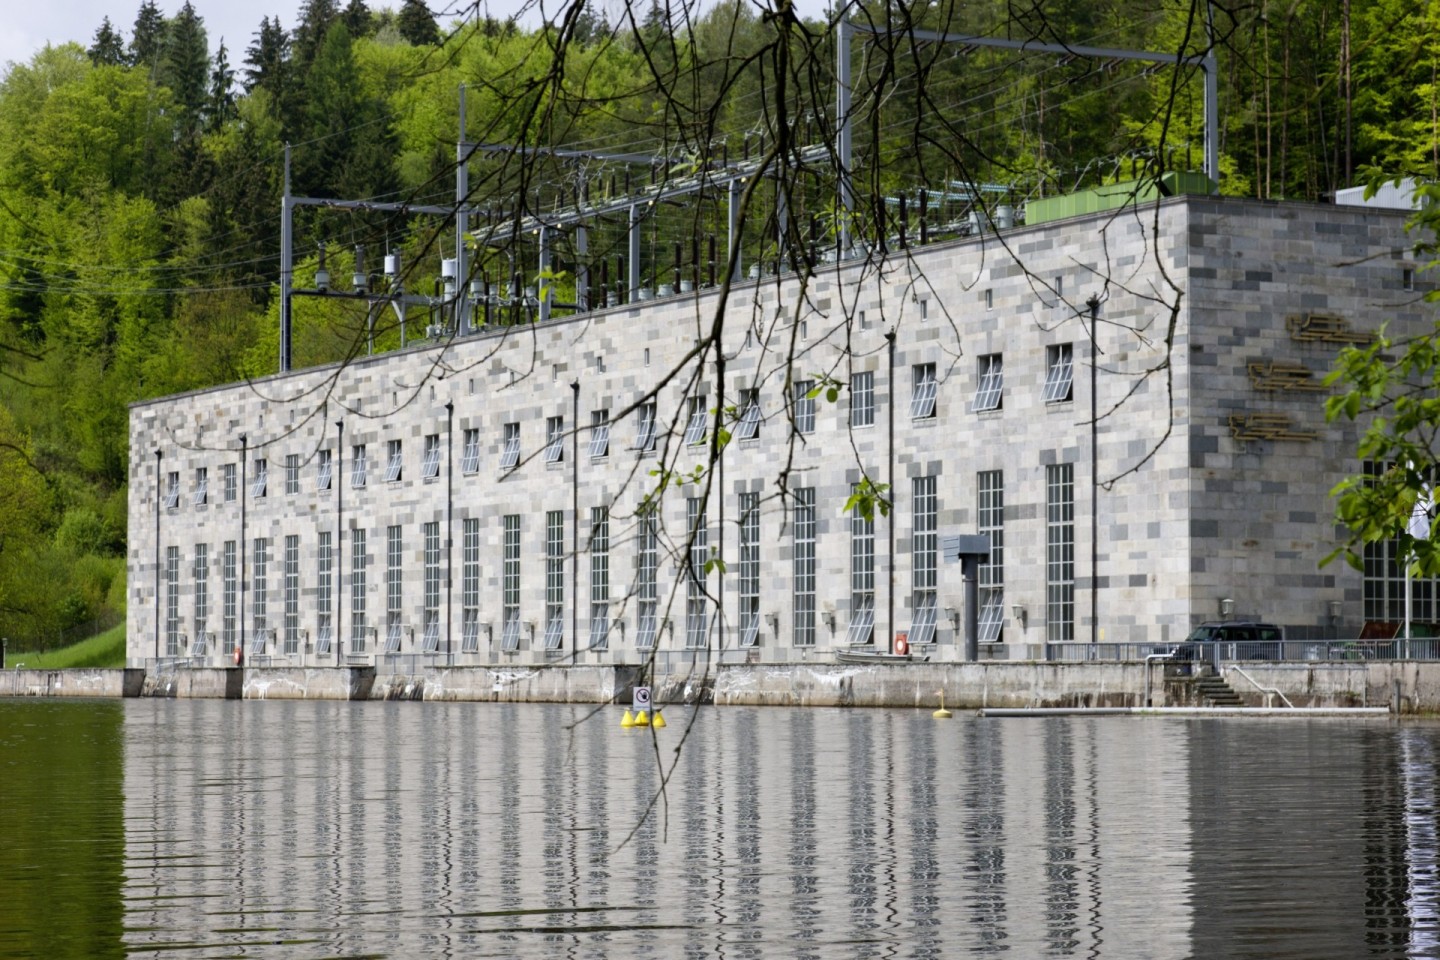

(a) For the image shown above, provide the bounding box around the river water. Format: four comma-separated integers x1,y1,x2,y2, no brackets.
1,699,1437,958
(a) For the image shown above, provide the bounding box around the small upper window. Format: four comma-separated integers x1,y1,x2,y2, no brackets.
973,355,1003,412
910,364,937,420
1042,344,1074,404
544,416,565,464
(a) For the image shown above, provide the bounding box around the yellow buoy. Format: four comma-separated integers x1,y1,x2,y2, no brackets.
620,709,636,728
933,690,953,720
634,709,650,726
652,710,666,729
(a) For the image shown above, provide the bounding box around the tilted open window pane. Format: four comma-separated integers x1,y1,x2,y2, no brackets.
910,367,938,419
590,609,609,649
544,418,564,463
544,617,563,650
1042,344,1074,403
501,618,520,652
385,443,403,482
500,426,520,469
250,629,270,658
846,597,875,645
636,605,657,649
740,613,760,647
251,463,267,498
735,393,761,440
979,589,1005,642
421,617,439,653
684,399,707,445
189,633,207,657
461,614,480,653
461,430,480,474
421,437,441,478
385,622,403,653
351,450,366,487
909,594,938,645
635,405,657,451
973,355,1004,412
589,421,610,459
316,455,332,491
193,474,208,507
164,475,180,509
316,619,332,655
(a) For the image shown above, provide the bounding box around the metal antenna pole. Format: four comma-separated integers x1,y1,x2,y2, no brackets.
456,84,471,334
628,204,642,302
1203,2,1220,191
280,144,293,373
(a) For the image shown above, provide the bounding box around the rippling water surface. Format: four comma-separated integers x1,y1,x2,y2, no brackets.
3,700,1439,958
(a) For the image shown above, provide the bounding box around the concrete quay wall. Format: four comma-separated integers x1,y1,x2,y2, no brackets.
0,668,143,698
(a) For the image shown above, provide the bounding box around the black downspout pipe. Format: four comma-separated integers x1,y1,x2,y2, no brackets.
886,329,897,654
1088,294,1100,647
715,353,726,654
445,402,454,665
239,434,247,665
570,382,579,657
154,448,162,662
336,419,344,664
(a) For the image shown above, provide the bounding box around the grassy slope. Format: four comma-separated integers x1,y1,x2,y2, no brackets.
8,624,126,669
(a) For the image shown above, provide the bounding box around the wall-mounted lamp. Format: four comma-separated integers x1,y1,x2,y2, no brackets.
1220,597,1234,618
1011,605,1027,631
766,612,779,634
315,242,330,291
1328,600,1343,625
945,606,960,631
663,619,674,640
526,622,536,643
482,622,493,645
823,610,837,633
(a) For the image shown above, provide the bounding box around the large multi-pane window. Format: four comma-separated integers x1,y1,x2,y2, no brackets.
545,416,565,464
794,380,815,434
1362,461,1440,622
848,492,875,644
739,493,760,646
317,450,332,491
252,459,268,498
351,529,368,652
422,434,441,480
973,354,1004,412
285,454,300,495
222,541,237,648
283,535,300,654
637,511,658,649
252,537,269,654
165,546,180,656
910,476,938,644
193,544,208,652
545,510,564,649
590,507,609,648
351,444,367,487
1043,343,1074,403
386,525,403,652
589,411,610,459
462,519,481,652
317,532,332,654
500,423,521,469
461,428,480,474
686,497,708,647
1046,463,1075,642
851,371,874,427
910,364,938,420
794,488,816,647
423,521,440,652
193,467,208,506
502,515,521,650
386,440,403,483
223,463,237,502
978,471,1005,642
684,396,708,445
636,402,657,452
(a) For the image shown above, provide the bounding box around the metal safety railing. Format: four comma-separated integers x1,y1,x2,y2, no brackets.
1047,638,1440,662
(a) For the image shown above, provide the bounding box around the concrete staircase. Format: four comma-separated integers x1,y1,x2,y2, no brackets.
1195,674,1245,707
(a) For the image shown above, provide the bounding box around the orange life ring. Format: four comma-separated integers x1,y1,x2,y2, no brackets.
895,637,909,657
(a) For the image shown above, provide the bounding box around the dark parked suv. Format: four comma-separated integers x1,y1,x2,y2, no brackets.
1172,620,1285,661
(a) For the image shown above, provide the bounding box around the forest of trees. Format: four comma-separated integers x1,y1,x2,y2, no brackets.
0,0,1436,649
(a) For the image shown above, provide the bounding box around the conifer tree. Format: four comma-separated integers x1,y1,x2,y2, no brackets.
129,0,166,70
341,0,374,40
161,1,210,135
292,0,340,72
396,0,440,46
88,17,127,66
208,39,237,130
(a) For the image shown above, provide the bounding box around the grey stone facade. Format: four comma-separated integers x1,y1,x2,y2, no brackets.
127,195,1425,668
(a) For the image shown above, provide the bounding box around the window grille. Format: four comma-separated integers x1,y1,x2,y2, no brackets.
351,444,367,487
316,529,332,652
973,355,1004,412
165,546,180,656
316,450,332,491
635,402,657,451
851,372,875,427
590,507,609,649
912,475,938,643
544,416,564,464
794,380,815,434
424,520,440,652
848,496,875,644
545,510,564,649
283,535,299,654
285,454,300,495
1042,343,1074,403
164,472,180,509
222,541,237,648
461,429,480,474
193,543,208,651
462,518,480,652
385,440,403,482
193,468,208,506
422,434,441,479
637,512,657,649
735,389,761,440
351,529,367,651
588,411,610,459
978,470,1005,596
251,460,267,498
502,515,520,650
252,537,269,639
223,464,237,502
794,488,816,646
739,492,760,646
500,423,520,469
1046,463,1075,642
686,497,708,647
910,364,937,419
683,396,707,445
386,525,402,650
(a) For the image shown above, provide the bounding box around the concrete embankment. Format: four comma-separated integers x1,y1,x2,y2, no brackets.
4,660,1440,712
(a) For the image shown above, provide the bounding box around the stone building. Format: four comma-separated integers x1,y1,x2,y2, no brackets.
126,193,1426,669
